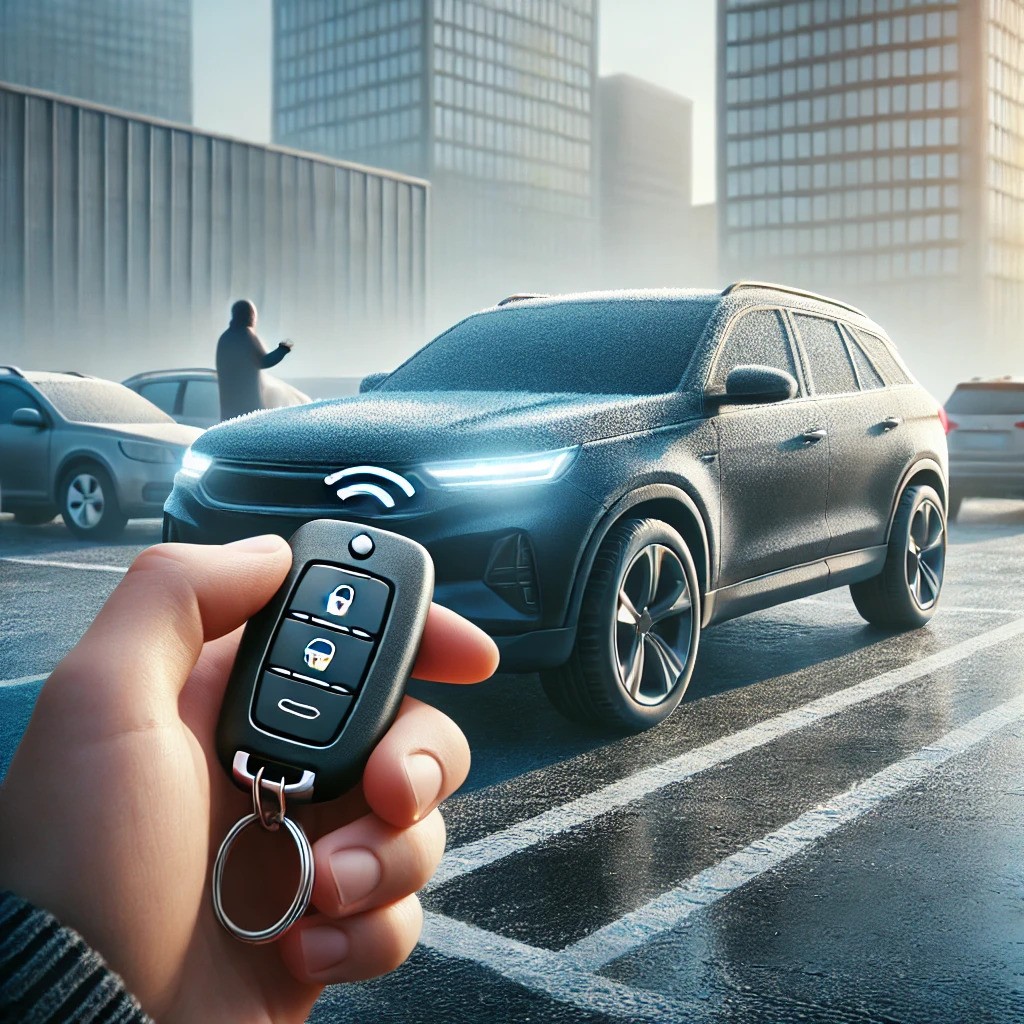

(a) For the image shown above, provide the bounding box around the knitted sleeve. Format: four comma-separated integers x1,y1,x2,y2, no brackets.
0,891,153,1024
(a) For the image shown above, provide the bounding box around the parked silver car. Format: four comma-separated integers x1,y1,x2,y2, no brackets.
122,368,310,429
0,366,201,539
944,377,1024,520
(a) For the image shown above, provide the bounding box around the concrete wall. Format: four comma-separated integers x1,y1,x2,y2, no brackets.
0,83,429,381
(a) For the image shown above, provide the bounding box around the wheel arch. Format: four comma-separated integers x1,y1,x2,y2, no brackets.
53,450,122,506
887,458,947,543
564,483,713,631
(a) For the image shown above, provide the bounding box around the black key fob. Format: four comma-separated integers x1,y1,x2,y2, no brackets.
216,519,433,803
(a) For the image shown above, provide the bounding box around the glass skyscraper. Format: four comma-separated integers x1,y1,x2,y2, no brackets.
0,0,192,124
718,0,1022,382
273,0,597,320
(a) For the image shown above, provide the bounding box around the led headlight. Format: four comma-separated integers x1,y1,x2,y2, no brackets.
118,439,177,464
180,448,213,479
421,446,578,488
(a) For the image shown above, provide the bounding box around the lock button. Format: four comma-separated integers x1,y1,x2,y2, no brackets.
289,565,392,636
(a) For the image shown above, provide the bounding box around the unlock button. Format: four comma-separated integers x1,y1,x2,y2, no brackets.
254,671,354,745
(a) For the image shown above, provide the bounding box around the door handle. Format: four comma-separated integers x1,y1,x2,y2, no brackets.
802,428,827,444
881,415,902,431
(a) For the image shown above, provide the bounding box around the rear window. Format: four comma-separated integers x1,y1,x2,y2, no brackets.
378,298,718,395
945,385,1024,416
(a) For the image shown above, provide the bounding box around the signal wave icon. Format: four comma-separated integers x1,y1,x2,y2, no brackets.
323,466,416,509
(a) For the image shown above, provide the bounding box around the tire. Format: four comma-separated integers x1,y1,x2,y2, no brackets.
59,464,128,541
11,507,56,526
850,484,946,630
540,517,701,732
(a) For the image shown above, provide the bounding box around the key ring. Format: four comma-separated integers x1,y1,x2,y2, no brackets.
212,770,315,944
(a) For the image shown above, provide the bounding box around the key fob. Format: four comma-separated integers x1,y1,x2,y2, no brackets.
216,519,434,802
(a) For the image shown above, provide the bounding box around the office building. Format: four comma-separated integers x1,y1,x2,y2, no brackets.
718,0,1023,387
0,0,192,123
273,0,598,320
597,74,700,287
0,82,428,380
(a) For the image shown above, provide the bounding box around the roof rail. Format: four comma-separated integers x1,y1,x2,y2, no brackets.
722,281,867,318
0,365,25,377
497,293,549,306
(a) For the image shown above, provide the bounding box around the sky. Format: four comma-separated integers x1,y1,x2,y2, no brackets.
192,0,717,204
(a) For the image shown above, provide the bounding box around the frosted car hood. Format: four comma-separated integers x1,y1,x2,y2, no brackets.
194,390,689,465
91,422,204,446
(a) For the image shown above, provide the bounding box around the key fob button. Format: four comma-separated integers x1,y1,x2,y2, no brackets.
254,671,354,744
268,618,373,690
290,566,391,635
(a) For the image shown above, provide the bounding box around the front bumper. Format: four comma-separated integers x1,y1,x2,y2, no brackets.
164,468,601,671
112,460,178,517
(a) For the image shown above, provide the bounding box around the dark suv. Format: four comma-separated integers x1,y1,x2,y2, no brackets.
164,284,949,731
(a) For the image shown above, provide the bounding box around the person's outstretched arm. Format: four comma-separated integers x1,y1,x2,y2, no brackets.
259,337,293,368
0,535,498,1024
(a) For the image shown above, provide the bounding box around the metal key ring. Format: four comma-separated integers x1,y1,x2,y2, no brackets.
212,812,315,944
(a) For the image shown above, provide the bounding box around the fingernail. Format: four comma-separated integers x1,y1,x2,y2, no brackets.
329,847,382,907
300,925,350,975
404,752,443,820
226,534,284,553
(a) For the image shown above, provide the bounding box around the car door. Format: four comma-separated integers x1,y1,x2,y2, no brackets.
0,382,52,505
789,313,915,555
710,307,830,587
137,380,183,421
180,378,220,428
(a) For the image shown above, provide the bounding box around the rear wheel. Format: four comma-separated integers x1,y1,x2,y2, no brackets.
59,464,128,541
850,484,946,629
540,517,701,732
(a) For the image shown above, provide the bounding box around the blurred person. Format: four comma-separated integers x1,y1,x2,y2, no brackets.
216,299,294,420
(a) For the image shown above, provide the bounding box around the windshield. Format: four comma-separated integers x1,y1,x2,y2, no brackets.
33,377,176,424
378,298,717,395
945,385,1024,416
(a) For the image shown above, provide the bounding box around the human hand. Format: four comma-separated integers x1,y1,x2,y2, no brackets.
278,339,294,351
0,536,498,1023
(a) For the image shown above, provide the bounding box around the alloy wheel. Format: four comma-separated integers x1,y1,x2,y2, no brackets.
66,473,105,530
613,543,694,707
905,497,945,610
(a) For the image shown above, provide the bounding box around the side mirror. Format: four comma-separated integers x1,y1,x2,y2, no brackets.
11,407,46,428
359,371,389,393
707,365,798,407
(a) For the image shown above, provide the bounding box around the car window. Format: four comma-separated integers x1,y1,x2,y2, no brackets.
377,298,718,395
844,329,885,390
182,379,220,420
711,308,798,390
853,329,911,385
0,383,40,423
139,380,181,415
945,385,1024,415
792,314,858,395
30,377,175,424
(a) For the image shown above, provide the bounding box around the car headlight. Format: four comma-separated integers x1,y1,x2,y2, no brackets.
420,446,578,488
118,439,178,464
180,448,213,479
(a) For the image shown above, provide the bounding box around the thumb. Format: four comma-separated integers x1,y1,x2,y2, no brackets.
46,535,291,728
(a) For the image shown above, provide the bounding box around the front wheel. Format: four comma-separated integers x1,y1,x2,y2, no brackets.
850,484,946,629
59,464,128,541
540,517,701,732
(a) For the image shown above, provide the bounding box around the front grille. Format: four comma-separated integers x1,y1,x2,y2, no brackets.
203,463,424,515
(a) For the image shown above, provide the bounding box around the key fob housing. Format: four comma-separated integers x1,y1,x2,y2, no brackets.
216,519,434,802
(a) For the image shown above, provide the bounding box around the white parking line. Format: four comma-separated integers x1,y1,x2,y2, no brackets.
795,596,1021,616
566,688,1024,970
0,674,46,688
428,614,1024,890
0,557,128,573
419,912,690,1022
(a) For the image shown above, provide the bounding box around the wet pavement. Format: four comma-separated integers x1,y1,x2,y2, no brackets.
2,499,1023,1022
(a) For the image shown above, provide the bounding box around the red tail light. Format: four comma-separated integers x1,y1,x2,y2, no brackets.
938,408,957,433
1015,421,1024,429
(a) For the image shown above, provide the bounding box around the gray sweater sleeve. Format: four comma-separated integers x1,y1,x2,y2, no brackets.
0,891,153,1023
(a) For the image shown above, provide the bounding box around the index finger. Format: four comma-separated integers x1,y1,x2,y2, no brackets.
412,603,499,683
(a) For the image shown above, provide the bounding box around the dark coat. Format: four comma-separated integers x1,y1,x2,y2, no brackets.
215,325,289,420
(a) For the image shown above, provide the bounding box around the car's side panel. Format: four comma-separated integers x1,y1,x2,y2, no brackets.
0,382,52,503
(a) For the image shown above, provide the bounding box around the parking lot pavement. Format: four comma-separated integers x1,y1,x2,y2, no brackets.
2,500,1024,1022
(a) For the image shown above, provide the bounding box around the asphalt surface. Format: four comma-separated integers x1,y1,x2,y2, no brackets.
2,501,1023,1023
